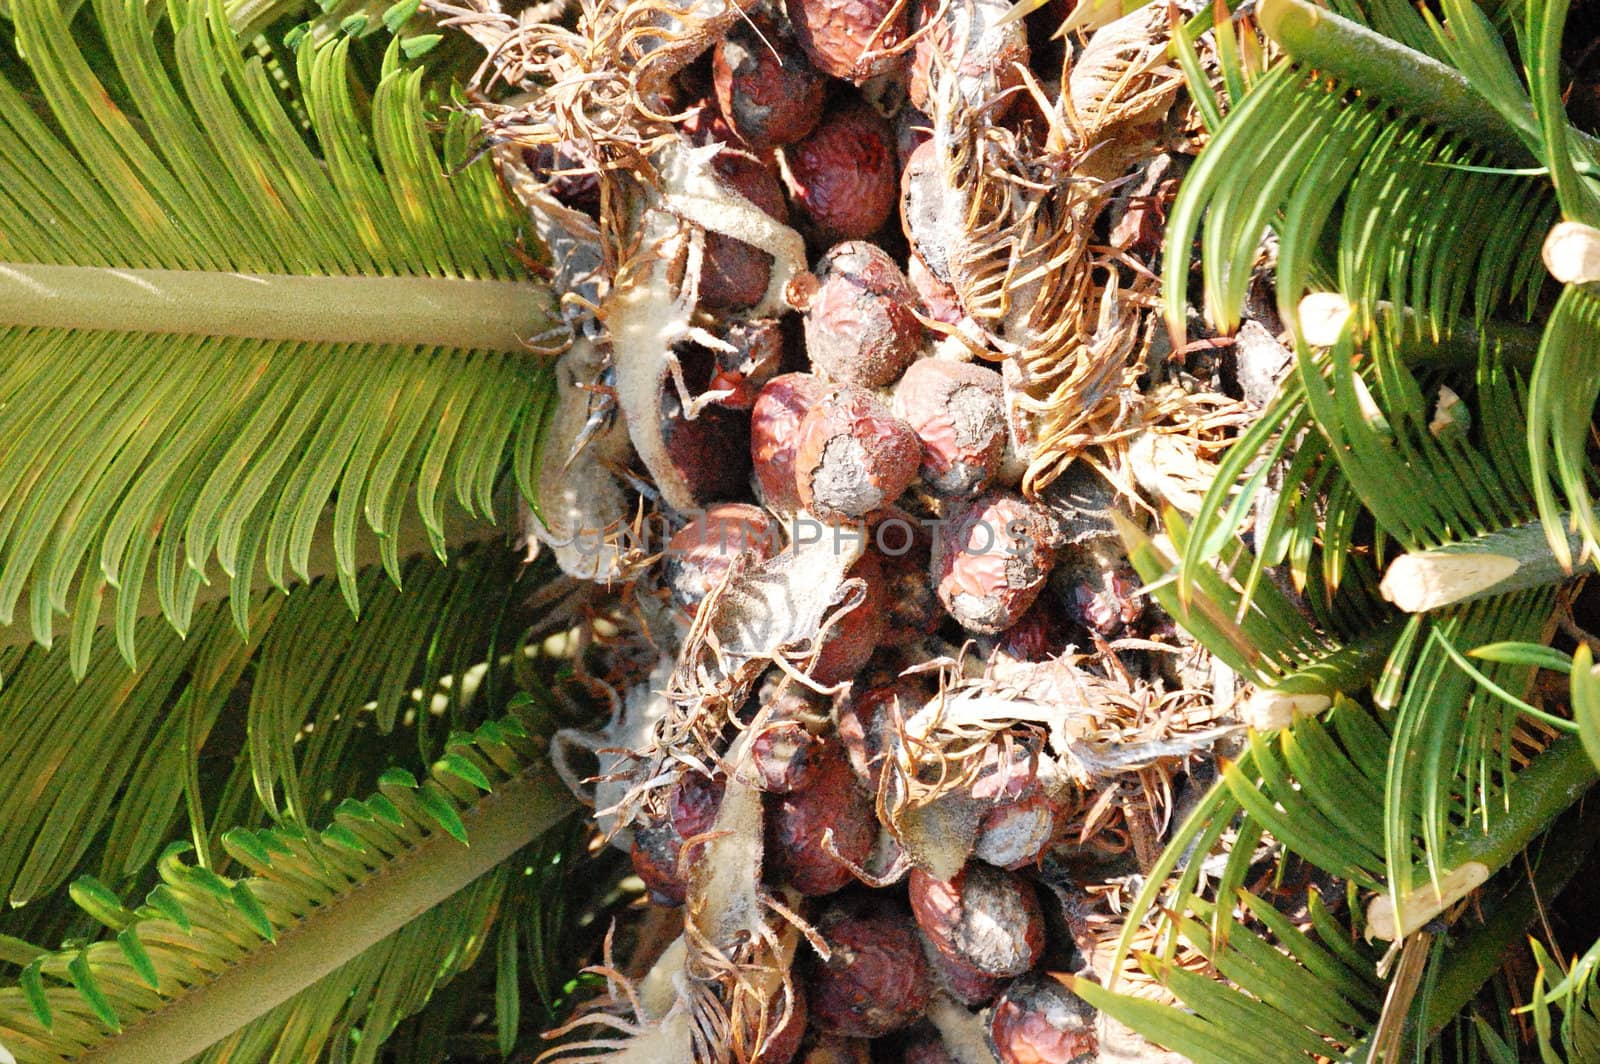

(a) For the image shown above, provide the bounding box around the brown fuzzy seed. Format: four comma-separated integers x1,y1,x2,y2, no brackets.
807,894,933,1037
989,973,1099,1064
784,103,899,241
714,11,828,150
666,503,779,618
751,372,832,513
932,491,1061,634
909,864,1045,977
804,241,924,389
767,745,877,895
795,388,922,522
700,149,791,311
893,359,1006,497
785,0,908,81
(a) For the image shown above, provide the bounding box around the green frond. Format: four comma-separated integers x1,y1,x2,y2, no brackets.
1163,55,1555,344
0,719,575,1064
1378,594,1554,897
1082,886,1385,1063
1528,288,1600,571
1097,726,1598,1061
0,0,558,669
1108,0,1600,1057
0,548,542,910
1122,510,1396,708
1529,934,1600,1062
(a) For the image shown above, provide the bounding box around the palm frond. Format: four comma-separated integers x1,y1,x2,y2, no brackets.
1530,935,1600,1062
0,548,541,910
1094,723,1599,1062
1080,885,1385,1063
0,0,558,671
0,717,574,1064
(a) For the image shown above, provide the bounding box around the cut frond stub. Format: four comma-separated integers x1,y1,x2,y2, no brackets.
1296,292,1353,347
1379,510,1597,611
1543,221,1600,285
1238,689,1331,732
1364,861,1489,941
1380,551,1521,612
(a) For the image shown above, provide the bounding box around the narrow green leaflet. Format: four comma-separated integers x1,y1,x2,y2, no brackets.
0,721,575,1064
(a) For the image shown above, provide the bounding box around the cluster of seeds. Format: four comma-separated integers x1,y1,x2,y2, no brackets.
496,0,1231,1058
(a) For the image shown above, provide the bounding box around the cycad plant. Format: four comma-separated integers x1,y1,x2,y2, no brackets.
1076,0,1600,1058
0,0,622,1060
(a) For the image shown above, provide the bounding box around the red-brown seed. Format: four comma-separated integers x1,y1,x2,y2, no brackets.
989,973,1099,1064
794,388,922,522
902,1025,962,1064
993,602,1067,663
796,1032,872,1064
909,864,1045,977
669,770,726,839
907,253,966,326
907,0,1029,115
893,359,1007,497
767,744,878,895
666,503,779,618
837,678,922,792
682,97,742,147
974,789,1058,870
785,0,908,81
922,935,1004,1006
900,139,954,284
895,106,933,169
708,318,788,411
748,982,808,1064
701,149,791,311
812,551,890,685
932,491,1061,634
520,142,601,209
1061,563,1143,637
784,102,899,241
630,818,688,906
751,372,832,513
807,894,933,1037
660,349,755,505
877,522,943,645
742,686,828,793
714,11,828,150
804,241,924,389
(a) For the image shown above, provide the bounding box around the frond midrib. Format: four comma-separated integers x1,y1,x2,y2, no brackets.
0,263,556,353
